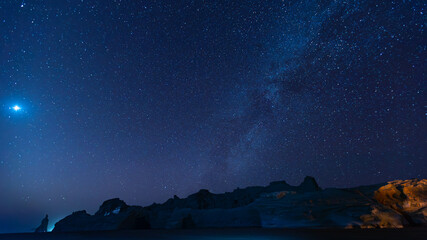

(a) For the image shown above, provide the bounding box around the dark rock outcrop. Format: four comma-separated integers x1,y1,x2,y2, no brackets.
34,214,48,233
181,214,196,229
52,211,92,232
52,206,150,232
95,198,128,216
298,176,321,192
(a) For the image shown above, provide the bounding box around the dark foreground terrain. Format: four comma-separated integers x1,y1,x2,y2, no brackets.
52,178,427,231
1,228,426,240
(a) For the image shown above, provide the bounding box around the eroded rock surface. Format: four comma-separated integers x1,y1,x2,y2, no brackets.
373,179,427,226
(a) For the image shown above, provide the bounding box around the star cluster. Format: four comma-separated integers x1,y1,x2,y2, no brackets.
0,0,425,233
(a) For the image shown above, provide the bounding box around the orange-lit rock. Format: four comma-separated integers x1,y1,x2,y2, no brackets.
373,179,427,226
360,206,407,228
374,179,427,212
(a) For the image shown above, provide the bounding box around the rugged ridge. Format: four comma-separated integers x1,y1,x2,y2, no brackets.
52,177,426,232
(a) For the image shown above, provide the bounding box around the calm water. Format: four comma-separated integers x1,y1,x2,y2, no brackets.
0,228,426,240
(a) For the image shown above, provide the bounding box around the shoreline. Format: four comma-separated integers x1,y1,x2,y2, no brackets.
1,227,426,240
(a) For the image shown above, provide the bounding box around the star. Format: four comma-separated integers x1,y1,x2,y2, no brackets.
11,105,21,111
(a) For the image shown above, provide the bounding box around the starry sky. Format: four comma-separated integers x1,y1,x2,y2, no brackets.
0,0,425,233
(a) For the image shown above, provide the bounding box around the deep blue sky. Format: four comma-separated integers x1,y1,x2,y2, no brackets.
0,0,425,233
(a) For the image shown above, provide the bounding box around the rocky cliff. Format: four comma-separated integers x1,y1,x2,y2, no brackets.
52,177,426,232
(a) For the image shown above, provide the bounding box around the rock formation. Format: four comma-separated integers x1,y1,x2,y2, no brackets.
372,179,426,226
53,177,427,232
34,214,48,233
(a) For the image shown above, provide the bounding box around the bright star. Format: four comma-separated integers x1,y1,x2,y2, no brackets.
12,105,21,111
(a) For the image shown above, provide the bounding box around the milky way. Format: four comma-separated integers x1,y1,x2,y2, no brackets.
0,0,425,233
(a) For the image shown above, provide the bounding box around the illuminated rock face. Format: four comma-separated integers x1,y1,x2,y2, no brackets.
360,206,407,228
373,179,427,226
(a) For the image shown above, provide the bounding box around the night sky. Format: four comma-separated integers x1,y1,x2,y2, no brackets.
0,0,425,233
